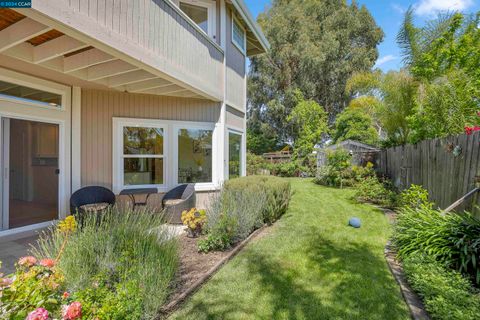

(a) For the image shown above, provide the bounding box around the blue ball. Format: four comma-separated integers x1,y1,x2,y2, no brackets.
349,217,361,228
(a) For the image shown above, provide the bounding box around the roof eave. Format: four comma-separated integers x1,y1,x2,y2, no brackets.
230,0,270,55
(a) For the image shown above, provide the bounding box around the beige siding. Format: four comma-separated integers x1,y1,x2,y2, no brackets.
33,0,224,99
226,105,245,130
81,89,221,188
225,8,246,111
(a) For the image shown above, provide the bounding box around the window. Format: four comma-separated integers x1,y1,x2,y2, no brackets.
178,128,213,183
179,0,216,39
228,132,242,179
232,15,246,53
122,126,164,186
0,80,62,108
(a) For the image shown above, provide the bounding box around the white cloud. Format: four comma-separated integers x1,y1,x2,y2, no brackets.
375,55,397,67
391,3,406,14
414,0,474,16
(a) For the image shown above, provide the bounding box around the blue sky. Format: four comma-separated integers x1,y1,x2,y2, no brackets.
244,0,480,72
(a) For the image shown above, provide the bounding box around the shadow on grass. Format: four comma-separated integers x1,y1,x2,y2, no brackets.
169,233,408,320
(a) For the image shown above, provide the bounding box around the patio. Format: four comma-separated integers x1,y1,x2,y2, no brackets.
0,235,38,274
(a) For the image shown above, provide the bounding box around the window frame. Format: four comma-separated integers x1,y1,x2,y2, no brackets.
231,13,246,54
113,118,168,193
173,122,216,191
227,129,243,179
177,0,217,40
113,118,218,193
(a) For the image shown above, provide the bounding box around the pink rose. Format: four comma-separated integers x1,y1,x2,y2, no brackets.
62,302,82,320
18,256,37,267
26,308,49,320
39,259,56,268
0,277,13,287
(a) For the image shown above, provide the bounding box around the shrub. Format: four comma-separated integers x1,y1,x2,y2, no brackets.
247,152,270,175
394,207,480,285
181,208,206,237
398,184,433,209
314,149,358,187
199,176,291,252
33,208,178,319
403,255,480,320
354,176,397,207
270,161,301,177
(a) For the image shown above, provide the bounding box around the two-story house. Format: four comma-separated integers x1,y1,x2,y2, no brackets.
0,0,268,237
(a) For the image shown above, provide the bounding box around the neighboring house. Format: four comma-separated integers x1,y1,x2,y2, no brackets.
317,140,380,168
0,0,268,237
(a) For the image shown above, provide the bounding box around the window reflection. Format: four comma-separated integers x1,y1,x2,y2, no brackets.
178,129,213,183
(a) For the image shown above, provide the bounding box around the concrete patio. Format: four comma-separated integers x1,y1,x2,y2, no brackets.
0,235,38,275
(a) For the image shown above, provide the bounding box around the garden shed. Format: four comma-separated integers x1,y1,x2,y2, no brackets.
317,140,380,168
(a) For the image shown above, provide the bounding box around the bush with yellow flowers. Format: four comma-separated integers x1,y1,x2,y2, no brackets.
181,208,207,237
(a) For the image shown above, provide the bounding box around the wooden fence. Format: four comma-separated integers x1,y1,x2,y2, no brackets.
377,132,480,213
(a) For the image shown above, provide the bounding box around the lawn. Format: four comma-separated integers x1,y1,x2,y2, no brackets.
169,178,410,320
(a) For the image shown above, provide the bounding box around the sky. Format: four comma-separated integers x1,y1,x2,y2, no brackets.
244,0,480,72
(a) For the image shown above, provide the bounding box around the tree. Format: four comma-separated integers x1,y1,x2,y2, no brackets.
248,0,383,146
346,70,418,146
286,92,328,157
332,108,378,145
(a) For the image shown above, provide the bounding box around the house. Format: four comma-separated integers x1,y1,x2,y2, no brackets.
317,140,380,168
0,0,269,238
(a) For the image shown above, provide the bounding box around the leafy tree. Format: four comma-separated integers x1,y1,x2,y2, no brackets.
347,70,418,145
248,0,383,146
286,92,328,157
332,108,378,145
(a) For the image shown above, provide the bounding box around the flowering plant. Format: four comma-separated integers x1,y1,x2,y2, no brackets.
181,208,207,237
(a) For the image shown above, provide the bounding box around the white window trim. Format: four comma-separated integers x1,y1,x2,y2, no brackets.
231,13,246,55
225,126,247,180
175,0,217,40
173,122,217,191
0,68,67,111
113,117,219,194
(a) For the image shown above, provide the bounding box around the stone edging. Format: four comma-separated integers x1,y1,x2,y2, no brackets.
379,207,430,320
384,242,430,320
160,225,268,317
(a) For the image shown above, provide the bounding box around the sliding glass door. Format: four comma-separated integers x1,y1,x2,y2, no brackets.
1,118,59,230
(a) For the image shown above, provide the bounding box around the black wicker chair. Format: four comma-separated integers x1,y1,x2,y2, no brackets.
162,184,196,224
70,186,116,215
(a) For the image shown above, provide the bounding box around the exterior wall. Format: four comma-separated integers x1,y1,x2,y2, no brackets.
225,105,245,130
80,89,221,189
225,7,247,111
31,0,224,100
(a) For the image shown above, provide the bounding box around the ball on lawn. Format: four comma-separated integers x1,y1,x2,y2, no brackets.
349,217,361,228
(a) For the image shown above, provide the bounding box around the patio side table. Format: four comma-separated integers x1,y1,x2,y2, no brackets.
119,187,158,210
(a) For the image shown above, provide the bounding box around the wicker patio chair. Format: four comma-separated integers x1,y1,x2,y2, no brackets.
70,186,116,216
162,184,196,224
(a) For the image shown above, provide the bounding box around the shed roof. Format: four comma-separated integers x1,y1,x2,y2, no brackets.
322,140,380,152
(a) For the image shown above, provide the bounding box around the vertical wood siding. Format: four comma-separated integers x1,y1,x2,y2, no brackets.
226,105,245,130
40,0,224,99
225,8,246,111
81,89,221,188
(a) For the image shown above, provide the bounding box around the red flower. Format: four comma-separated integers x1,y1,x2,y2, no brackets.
62,291,70,299
18,256,37,267
40,258,56,268
62,301,82,320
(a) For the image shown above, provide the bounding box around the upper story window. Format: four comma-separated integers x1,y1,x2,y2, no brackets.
178,0,216,39
232,15,246,54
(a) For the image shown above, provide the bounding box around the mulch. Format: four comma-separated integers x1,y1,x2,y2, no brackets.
160,226,267,316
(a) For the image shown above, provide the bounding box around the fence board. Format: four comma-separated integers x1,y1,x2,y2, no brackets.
378,132,480,214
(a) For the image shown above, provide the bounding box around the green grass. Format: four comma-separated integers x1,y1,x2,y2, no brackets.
170,179,410,320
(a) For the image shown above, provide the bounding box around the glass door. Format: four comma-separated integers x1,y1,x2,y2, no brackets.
228,132,242,179
1,118,59,230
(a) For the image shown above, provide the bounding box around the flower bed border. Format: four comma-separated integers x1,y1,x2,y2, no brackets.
160,225,268,316
380,207,430,320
